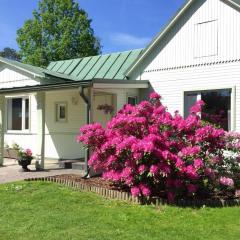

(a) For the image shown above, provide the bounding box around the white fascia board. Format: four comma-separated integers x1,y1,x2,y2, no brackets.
93,83,149,89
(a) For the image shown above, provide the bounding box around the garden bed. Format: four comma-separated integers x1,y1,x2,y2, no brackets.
25,174,240,207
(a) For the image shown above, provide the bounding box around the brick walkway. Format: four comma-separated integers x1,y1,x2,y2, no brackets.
0,159,83,184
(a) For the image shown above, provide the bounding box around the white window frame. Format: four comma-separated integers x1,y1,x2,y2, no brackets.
182,86,236,131
6,96,31,133
55,102,68,123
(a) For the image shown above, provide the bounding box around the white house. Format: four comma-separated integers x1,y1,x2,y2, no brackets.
0,0,239,173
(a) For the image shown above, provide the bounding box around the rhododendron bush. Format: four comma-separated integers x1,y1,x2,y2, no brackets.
77,93,240,201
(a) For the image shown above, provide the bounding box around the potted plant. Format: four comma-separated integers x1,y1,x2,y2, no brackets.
4,143,20,159
17,148,34,172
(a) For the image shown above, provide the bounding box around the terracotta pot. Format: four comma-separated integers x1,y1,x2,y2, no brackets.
4,148,19,159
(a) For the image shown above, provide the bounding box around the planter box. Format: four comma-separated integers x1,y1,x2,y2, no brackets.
4,148,18,159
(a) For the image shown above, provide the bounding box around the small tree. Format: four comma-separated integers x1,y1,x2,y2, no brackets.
0,47,20,61
17,0,101,67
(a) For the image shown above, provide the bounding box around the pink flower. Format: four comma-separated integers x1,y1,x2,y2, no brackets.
190,100,205,114
185,165,199,179
138,164,147,174
219,177,234,187
26,149,32,156
150,165,159,175
149,92,161,100
140,184,151,197
131,186,140,197
193,158,203,169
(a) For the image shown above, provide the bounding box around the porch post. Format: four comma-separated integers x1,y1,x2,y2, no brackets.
35,92,45,170
0,95,5,166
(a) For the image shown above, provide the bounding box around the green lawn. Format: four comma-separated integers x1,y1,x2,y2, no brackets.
0,182,239,240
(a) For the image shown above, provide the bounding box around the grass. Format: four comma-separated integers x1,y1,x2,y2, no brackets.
0,182,239,240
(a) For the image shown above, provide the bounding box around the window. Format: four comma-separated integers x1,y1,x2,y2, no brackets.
7,97,29,131
128,96,137,106
184,89,231,131
194,20,218,58
56,102,67,122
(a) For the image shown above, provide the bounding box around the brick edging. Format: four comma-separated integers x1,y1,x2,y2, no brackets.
25,177,240,208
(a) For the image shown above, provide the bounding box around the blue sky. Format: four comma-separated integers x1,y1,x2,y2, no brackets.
0,0,185,54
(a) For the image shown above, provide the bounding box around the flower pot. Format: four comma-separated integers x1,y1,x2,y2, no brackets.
18,159,32,172
4,148,19,159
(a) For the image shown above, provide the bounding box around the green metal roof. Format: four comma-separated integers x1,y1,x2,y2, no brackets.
47,49,143,81
232,0,240,5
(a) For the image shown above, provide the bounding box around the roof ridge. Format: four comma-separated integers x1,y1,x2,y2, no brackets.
49,48,144,64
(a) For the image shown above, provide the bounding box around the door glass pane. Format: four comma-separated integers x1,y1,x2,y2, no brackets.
12,98,22,130
201,89,231,130
25,99,29,129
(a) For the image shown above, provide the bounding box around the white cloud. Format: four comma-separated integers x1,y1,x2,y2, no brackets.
110,33,150,48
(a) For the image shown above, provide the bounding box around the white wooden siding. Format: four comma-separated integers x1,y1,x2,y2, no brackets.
134,0,240,77
0,64,39,89
141,61,240,131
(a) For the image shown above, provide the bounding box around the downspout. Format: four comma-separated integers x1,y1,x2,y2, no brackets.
79,86,91,178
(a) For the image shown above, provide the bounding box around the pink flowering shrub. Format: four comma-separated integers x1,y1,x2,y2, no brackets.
77,93,239,201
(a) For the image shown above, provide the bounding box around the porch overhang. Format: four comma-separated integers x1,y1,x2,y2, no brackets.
0,79,149,94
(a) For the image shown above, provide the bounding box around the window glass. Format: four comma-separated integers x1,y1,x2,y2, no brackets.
56,103,67,122
128,97,137,106
59,106,66,119
25,98,29,130
7,97,29,131
201,90,231,131
11,98,22,130
185,89,231,131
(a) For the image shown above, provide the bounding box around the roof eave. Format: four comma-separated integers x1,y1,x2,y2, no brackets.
223,0,240,9
0,80,92,94
0,58,44,78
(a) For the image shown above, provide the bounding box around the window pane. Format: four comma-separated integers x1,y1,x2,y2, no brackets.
59,106,66,119
25,99,29,130
201,89,231,131
128,97,137,106
184,93,198,118
12,98,22,130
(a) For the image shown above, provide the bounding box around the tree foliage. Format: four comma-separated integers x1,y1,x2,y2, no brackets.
17,0,101,67
0,47,20,61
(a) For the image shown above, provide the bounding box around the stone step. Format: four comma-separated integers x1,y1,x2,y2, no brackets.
71,162,86,171
59,159,84,169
